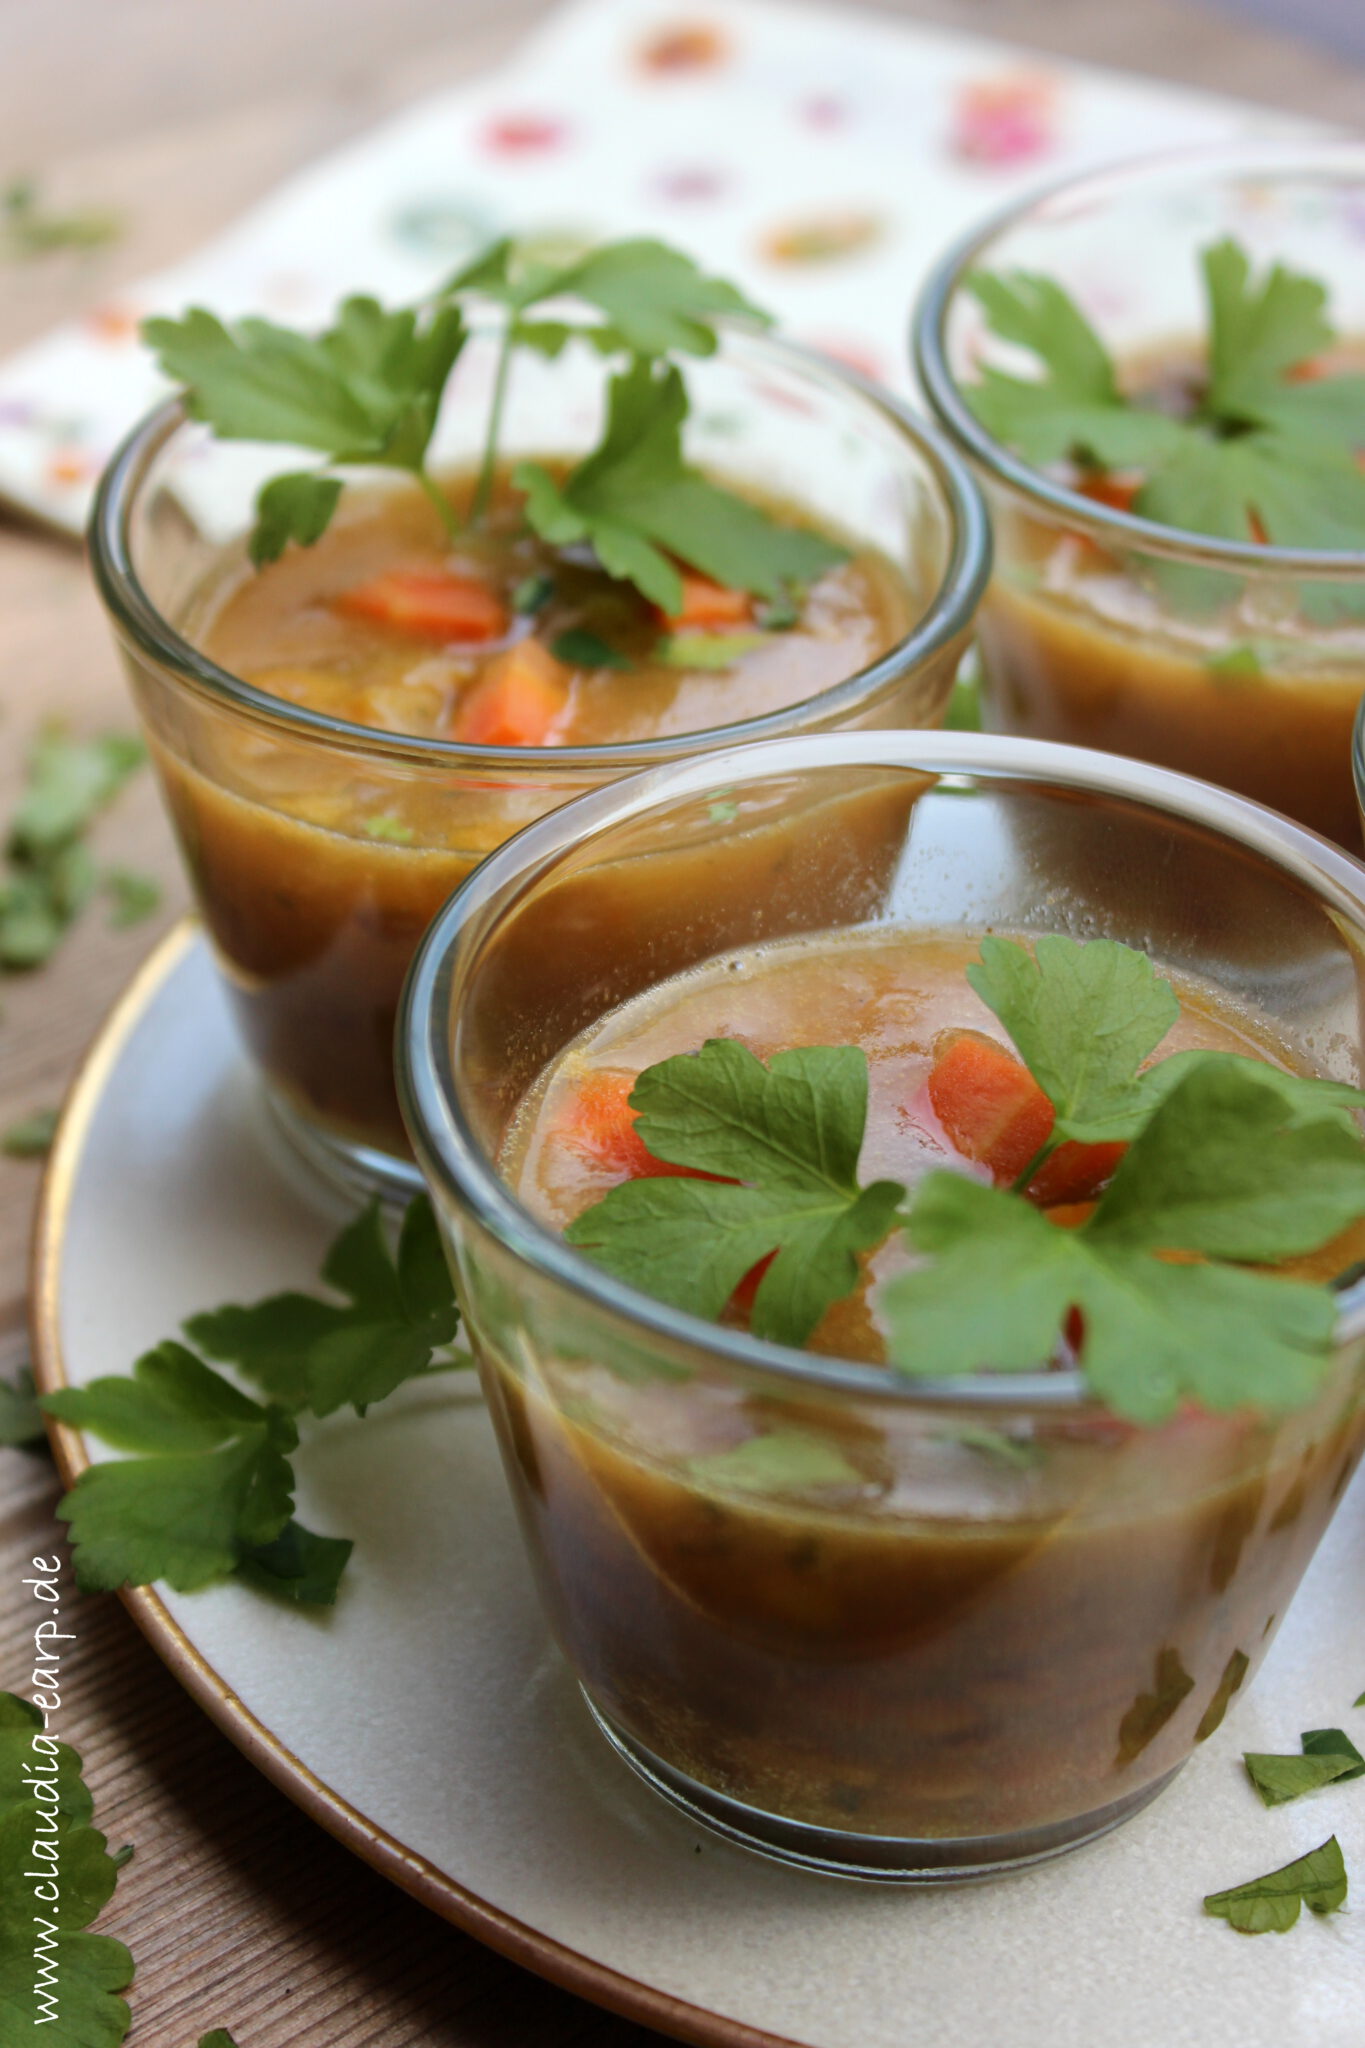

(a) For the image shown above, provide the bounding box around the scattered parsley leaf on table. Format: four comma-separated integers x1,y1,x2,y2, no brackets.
1204,1835,1347,1933
566,1038,905,1346
0,1365,45,1446
0,1692,134,2045
1243,1749,1361,1807
39,1197,465,1602
1301,1727,1365,1781
2,1108,58,1159
2,177,122,259
188,1196,465,1417
2,729,146,972
44,1343,300,1593
103,868,160,928
199,2033,241,2048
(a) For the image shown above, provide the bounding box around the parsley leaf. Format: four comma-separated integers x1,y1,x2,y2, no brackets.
1137,429,1365,555
44,1343,300,1592
1204,1835,1347,1932
551,628,631,670
187,1197,464,1417
2,1110,58,1159
565,1039,905,1345
145,298,467,466
199,2034,241,2048
552,238,769,358
889,1057,1365,1423
560,937,1365,1421
1203,238,1333,422
250,472,344,568
964,270,1187,470
0,1692,135,2045
1244,1743,1362,1807
1301,1726,1365,1780
0,1365,44,1445
143,298,468,559
440,234,768,357
966,239,1365,607
517,359,844,612
39,1196,462,1601
146,235,825,610
2,177,122,259
966,935,1178,1150
687,1431,862,1494
103,867,160,929
657,632,768,669
2,729,146,973
236,1520,352,1607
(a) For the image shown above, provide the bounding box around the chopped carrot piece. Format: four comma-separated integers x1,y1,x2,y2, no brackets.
1030,1139,1128,1208
1067,471,1141,571
656,571,755,631
927,1032,1055,1186
730,1250,776,1319
1077,471,1140,515
927,1032,1126,1201
1045,1203,1098,1232
553,1074,723,1185
338,569,509,642
451,639,570,747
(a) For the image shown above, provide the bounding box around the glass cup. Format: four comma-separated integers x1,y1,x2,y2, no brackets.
400,729,1365,1882
913,142,1365,852
88,327,988,1202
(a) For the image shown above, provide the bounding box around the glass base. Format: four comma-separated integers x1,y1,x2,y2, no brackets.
583,1695,1183,1884
262,1083,423,1210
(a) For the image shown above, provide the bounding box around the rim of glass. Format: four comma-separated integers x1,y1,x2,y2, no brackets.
399,727,1365,1413
913,138,1365,576
1352,692,1365,816
88,326,991,773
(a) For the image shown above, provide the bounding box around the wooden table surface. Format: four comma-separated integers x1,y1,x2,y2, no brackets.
1,3,1362,2043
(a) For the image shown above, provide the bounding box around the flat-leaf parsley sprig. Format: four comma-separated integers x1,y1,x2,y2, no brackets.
40,1195,472,1603
566,936,1365,1423
142,234,845,614
964,238,1365,608
0,1691,135,2044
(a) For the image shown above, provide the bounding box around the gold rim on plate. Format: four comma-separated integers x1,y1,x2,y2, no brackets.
28,917,803,2048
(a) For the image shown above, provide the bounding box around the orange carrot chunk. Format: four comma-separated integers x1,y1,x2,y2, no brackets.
656,571,755,631
1030,1138,1128,1208
554,1074,724,1184
1077,471,1140,515
927,1032,1128,1201
451,639,570,747
338,569,509,642
927,1032,1055,1186
729,1249,777,1320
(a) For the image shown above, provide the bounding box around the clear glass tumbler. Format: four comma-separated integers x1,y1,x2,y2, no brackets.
914,143,1365,852
400,729,1365,1881
89,327,988,1201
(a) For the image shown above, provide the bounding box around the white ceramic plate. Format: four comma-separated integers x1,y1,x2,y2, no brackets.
33,924,1365,2048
